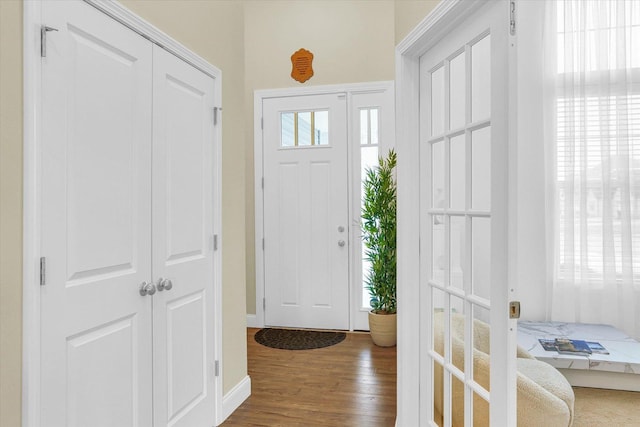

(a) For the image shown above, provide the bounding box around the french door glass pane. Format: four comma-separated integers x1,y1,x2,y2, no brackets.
450,216,466,289
432,66,446,136
452,375,466,426
450,135,466,210
432,217,446,284
472,217,491,301
434,359,445,427
472,304,491,386
471,35,491,122
432,141,445,208
450,52,467,130
471,126,491,211
451,295,466,368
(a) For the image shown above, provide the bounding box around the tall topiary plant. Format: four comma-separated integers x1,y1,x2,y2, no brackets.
362,149,397,315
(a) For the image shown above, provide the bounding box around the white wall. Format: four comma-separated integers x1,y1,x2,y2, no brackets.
394,0,441,44
0,2,24,425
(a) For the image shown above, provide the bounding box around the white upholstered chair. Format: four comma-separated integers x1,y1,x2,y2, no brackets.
433,312,575,426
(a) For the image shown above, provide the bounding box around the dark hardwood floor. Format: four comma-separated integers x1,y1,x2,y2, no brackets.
222,328,397,426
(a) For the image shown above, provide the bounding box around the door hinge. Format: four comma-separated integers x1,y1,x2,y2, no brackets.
214,360,220,377
261,117,263,130
261,177,264,189
262,238,265,250
509,1,516,36
263,297,266,311
39,257,46,286
213,234,218,251
509,301,521,319
41,25,58,58
214,107,222,125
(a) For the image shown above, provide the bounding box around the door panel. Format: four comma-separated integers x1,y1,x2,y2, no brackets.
165,292,206,419
152,45,216,427
309,161,332,306
263,94,349,330
419,1,514,425
66,316,138,427
40,1,153,425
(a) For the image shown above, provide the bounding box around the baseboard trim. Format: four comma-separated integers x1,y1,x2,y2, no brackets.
220,375,251,424
246,314,259,328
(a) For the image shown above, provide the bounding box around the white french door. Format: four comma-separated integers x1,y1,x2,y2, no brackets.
39,2,217,426
262,93,350,330
418,1,516,426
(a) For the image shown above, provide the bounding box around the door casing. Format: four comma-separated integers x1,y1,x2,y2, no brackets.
252,82,395,331
23,1,223,425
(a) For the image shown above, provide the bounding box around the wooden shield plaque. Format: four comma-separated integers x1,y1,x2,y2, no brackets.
291,48,314,83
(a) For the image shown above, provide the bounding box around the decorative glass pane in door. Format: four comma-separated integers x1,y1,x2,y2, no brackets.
280,110,329,147
360,107,379,309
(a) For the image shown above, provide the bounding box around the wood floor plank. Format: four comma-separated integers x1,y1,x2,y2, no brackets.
222,328,397,426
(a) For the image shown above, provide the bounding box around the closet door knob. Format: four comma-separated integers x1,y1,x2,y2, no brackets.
157,278,173,291
139,281,156,296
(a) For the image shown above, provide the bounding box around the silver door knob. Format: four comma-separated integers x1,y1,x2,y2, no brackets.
139,281,156,296
338,240,346,247
157,278,173,291
338,226,345,232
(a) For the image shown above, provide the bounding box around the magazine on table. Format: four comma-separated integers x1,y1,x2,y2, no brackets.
538,338,608,355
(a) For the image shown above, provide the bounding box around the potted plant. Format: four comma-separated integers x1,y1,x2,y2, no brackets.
362,149,397,347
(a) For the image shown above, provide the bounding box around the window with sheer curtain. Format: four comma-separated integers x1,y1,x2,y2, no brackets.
548,0,640,338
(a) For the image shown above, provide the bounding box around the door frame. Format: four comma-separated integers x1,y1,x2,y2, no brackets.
252,81,395,331
395,0,519,425
23,1,224,425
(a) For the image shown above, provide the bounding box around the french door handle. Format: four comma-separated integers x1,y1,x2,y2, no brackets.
157,278,173,292
139,281,156,296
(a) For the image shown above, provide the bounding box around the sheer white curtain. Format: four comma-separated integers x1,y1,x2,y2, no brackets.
545,0,640,339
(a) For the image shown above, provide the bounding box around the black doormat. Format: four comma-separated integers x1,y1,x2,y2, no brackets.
255,328,346,350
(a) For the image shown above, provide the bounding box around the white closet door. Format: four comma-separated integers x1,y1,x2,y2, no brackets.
40,1,153,426
152,45,217,427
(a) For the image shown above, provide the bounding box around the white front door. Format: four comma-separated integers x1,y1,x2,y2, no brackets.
419,0,516,425
263,94,349,330
152,45,216,427
40,2,153,425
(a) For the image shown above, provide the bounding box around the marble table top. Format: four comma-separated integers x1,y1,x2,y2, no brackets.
517,321,640,375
